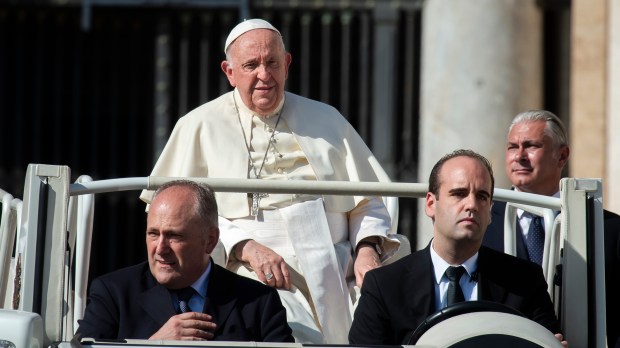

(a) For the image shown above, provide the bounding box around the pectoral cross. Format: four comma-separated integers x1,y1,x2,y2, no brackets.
251,192,269,216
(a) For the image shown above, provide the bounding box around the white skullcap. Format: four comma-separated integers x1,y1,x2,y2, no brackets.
224,18,281,54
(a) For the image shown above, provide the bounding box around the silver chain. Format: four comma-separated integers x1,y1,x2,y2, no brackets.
233,93,284,179
233,93,285,216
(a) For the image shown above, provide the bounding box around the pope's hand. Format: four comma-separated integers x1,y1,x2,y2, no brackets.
354,244,381,288
235,240,291,289
149,312,216,341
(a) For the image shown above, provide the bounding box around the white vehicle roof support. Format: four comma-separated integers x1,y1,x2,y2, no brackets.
70,175,95,334
1,190,19,305
560,178,606,348
20,164,72,346
1,198,22,310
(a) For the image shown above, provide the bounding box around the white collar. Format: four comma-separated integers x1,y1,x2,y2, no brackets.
188,261,212,298
430,240,478,285
233,88,285,119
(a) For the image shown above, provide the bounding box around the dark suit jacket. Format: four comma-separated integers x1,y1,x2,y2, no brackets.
348,245,560,345
483,202,620,348
76,261,294,342
484,201,530,260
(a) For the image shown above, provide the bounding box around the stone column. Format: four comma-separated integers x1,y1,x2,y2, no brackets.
571,0,620,213
417,0,543,247
609,0,620,213
570,0,606,187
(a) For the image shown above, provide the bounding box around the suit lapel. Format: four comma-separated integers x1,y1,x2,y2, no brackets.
207,264,238,332
409,244,436,318
138,273,177,327
476,247,508,303
515,218,529,260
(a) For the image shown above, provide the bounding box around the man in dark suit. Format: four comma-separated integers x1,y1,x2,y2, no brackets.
76,180,294,342
349,149,566,345
482,110,620,347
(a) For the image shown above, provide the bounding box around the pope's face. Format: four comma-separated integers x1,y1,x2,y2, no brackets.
221,29,292,116
146,187,216,289
426,156,493,248
505,120,569,196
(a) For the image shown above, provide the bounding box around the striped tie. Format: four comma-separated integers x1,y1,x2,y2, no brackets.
176,287,195,313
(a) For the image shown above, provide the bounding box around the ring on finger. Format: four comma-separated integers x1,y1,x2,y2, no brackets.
265,272,274,281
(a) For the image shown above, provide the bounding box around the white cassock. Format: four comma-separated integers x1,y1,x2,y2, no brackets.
140,89,403,344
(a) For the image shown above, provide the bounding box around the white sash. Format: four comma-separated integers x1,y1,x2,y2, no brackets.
279,198,352,344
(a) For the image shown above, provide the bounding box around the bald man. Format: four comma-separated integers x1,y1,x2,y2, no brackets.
78,181,293,342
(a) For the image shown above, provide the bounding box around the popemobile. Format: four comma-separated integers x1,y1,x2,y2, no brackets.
0,163,608,347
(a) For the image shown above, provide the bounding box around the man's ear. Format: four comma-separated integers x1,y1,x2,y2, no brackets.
425,192,436,221
283,52,292,80
205,226,220,254
557,145,570,168
221,60,236,87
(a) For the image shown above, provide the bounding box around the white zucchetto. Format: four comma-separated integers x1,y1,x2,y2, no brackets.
224,18,281,54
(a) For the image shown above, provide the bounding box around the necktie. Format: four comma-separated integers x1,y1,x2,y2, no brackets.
176,287,195,313
527,216,545,266
445,266,466,306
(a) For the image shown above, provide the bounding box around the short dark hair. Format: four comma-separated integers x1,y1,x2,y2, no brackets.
152,180,218,228
428,149,495,200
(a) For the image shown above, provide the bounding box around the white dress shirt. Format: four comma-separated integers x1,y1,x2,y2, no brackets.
171,261,212,313
515,190,560,239
430,240,479,311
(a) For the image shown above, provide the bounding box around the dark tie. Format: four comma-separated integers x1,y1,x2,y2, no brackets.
526,216,545,266
176,287,195,313
445,266,466,306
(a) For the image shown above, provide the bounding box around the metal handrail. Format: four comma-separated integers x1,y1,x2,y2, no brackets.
69,177,561,210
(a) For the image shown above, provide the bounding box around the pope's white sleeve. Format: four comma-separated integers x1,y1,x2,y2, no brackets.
348,197,400,259
218,216,254,264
